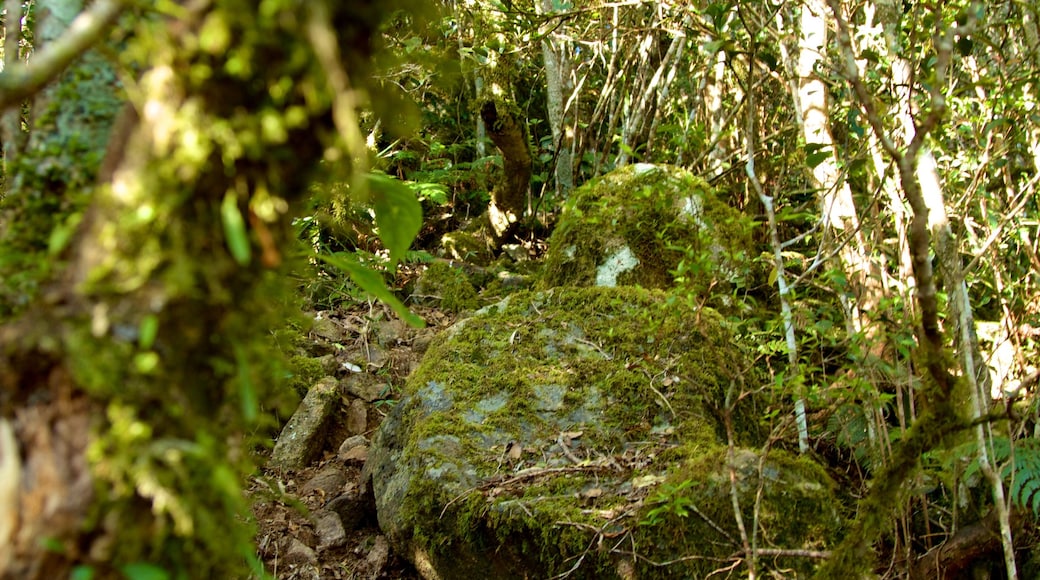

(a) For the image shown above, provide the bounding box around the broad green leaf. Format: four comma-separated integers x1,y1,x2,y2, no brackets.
318,252,425,328
48,212,83,255
139,314,159,350
120,563,170,580
368,173,422,269
233,344,258,423
221,192,251,266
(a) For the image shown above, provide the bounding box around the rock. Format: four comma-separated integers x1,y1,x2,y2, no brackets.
338,435,370,464
347,399,368,435
338,434,368,455
284,537,317,566
316,354,338,374
366,287,841,579
372,318,407,347
412,261,479,312
410,328,437,354
540,164,754,306
299,463,347,498
362,535,390,579
340,445,368,463
361,343,390,368
326,485,371,532
315,511,347,552
344,374,387,402
269,377,340,471
311,313,348,342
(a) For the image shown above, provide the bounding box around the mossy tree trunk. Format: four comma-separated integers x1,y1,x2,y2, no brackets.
0,1,419,577
480,97,532,247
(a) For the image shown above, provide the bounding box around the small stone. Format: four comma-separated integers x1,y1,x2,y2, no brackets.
311,315,347,342
410,329,437,354
341,445,368,463
362,343,390,368
269,377,340,471
338,435,368,460
299,464,347,498
315,511,347,551
338,434,367,451
364,535,390,577
344,375,386,402
372,319,406,346
326,487,370,531
347,399,368,435
316,354,338,374
284,537,317,565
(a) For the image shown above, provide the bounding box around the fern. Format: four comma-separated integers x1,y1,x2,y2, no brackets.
963,436,1040,516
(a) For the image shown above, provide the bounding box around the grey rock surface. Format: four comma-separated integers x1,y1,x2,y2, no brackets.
270,377,339,471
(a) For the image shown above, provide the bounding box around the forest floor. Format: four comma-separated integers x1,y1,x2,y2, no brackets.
248,299,463,580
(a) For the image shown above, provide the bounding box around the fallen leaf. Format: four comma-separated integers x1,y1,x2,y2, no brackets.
506,441,523,461
580,487,603,499
631,474,666,489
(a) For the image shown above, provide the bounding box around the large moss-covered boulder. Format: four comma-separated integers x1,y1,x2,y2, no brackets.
540,164,753,301
364,287,841,578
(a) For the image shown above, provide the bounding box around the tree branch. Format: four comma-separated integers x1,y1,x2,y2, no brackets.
0,0,127,112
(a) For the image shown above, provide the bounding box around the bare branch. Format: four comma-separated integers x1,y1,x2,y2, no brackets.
0,0,128,112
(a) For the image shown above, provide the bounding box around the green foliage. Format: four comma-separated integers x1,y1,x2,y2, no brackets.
960,437,1040,517
415,261,479,312
641,479,696,526
368,172,424,269
0,50,122,316
317,251,424,327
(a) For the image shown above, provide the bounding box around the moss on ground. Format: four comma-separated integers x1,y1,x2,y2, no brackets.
415,261,480,312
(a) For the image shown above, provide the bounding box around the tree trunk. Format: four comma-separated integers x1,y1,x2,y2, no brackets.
536,0,573,198
480,97,532,246
0,2,405,576
1,0,23,173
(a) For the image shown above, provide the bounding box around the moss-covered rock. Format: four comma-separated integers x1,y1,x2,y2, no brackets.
540,164,754,306
413,261,480,312
365,287,840,578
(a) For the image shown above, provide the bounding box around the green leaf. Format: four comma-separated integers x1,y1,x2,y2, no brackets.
221,192,251,266
48,212,83,255
139,314,159,350
120,563,170,580
133,352,160,374
804,143,832,169
71,566,95,580
318,252,425,328
412,182,449,205
368,173,422,269
233,344,258,424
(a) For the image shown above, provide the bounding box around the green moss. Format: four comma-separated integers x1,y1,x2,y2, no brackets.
286,355,326,396
374,287,814,578
416,261,480,312
631,448,842,578
539,164,755,310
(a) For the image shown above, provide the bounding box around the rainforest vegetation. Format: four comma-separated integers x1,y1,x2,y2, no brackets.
1,0,1039,578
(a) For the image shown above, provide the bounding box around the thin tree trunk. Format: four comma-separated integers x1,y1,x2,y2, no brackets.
537,0,572,197
2,0,22,174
